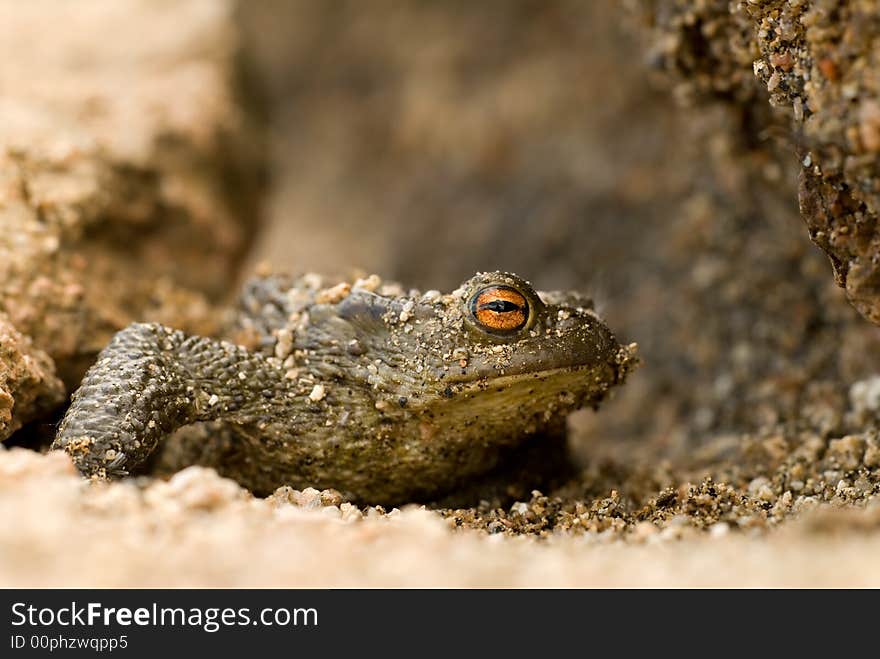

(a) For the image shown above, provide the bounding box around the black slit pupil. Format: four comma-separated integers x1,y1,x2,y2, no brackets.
480,300,521,313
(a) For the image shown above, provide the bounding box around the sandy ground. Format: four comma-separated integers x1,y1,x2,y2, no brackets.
2,447,878,587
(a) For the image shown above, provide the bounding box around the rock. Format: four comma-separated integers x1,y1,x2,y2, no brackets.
824,435,866,472
709,522,730,538
268,486,346,509
0,0,265,388
747,477,776,503
849,376,880,416
864,435,880,468
0,314,65,441
629,0,880,325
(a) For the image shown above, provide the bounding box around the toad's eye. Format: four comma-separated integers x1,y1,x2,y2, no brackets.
470,286,530,334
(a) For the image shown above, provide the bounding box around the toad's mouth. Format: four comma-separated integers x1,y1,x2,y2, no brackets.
414,362,628,423
435,341,638,407
443,339,637,387
452,362,616,396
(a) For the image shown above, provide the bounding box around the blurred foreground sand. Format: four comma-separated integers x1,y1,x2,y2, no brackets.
2,448,878,587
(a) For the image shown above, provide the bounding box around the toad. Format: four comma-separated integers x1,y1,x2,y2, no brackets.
53,271,637,503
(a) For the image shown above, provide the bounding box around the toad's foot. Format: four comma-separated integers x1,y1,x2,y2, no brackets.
52,322,295,479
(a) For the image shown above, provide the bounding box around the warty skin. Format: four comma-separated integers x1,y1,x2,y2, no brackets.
53,271,637,503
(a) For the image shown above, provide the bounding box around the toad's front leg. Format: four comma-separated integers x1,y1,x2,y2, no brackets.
53,322,295,479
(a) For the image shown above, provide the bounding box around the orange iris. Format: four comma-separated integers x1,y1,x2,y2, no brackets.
471,286,529,332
